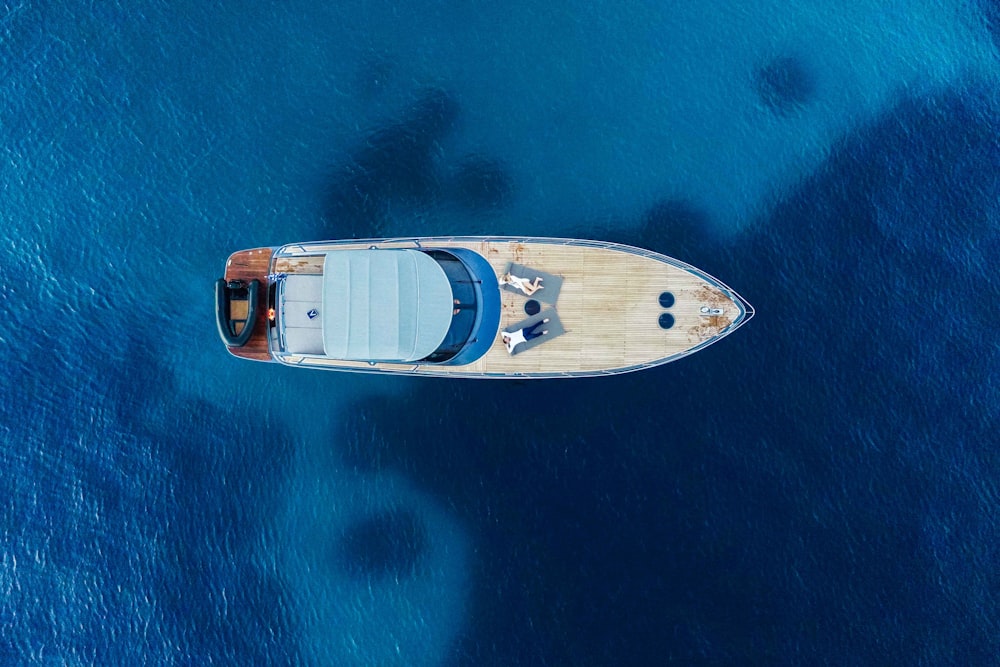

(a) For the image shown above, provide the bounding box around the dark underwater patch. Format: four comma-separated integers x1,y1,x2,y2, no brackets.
355,51,395,101
752,55,815,114
723,81,1000,662
338,509,428,579
981,0,1000,50
449,155,514,212
637,197,717,267
0,321,301,665
323,88,459,237
333,82,1000,666
153,393,300,664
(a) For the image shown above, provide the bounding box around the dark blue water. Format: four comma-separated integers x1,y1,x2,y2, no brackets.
3,2,999,665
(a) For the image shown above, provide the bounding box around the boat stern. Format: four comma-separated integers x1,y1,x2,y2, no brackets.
216,247,276,362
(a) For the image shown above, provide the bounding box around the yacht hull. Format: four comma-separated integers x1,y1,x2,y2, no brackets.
217,237,753,378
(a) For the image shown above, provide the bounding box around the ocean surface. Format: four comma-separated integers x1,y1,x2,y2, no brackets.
2,1,999,664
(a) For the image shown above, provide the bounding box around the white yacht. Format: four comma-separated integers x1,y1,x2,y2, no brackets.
215,237,753,378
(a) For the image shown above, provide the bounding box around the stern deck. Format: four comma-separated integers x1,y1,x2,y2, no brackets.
222,247,274,362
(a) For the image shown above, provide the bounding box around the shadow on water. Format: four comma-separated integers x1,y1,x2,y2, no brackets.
447,155,515,213
114,344,302,664
752,55,816,115
0,320,301,664
980,0,1000,50
337,508,428,580
566,198,721,275
636,197,721,270
160,405,297,653
335,81,1000,665
321,88,519,238
322,88,460,237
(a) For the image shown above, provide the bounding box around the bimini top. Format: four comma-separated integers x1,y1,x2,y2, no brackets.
322,249,453,362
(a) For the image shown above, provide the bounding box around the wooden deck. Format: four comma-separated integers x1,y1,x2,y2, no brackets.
222,247,274,362
269,238,750,377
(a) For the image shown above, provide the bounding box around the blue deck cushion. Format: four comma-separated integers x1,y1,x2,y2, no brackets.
322,249,453,361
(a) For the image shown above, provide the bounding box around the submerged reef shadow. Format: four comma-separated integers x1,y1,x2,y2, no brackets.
1,324,301,664
980,0,1000,51
638,197,718,263
569,197,722,271
330,80,1000,666
447,154,515,213
323,88,460,237
337,508,428,580
752,55,816,115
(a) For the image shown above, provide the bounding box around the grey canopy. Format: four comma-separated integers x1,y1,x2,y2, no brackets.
322,249,453,361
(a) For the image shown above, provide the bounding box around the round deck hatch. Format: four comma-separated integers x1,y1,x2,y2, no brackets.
658,291,675,308
658,313,675,329
524,299,541,316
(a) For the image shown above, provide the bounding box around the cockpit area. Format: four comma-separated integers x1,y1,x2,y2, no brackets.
273,246,500,366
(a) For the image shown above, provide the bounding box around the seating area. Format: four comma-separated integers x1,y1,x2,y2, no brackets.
502,309,565,354
280,275,325,354
499,262,563,303
497,262,568,355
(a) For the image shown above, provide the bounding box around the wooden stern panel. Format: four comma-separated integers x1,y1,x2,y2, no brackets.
222,247,274,362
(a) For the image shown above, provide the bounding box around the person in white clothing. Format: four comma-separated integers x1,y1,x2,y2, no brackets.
500,272,544,296
501,318,549,354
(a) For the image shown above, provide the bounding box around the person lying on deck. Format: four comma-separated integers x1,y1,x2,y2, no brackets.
500,272,544,296
501,319,549,354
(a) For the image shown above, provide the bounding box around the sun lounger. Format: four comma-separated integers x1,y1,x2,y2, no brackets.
501,309,565,354
500,262,563,304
